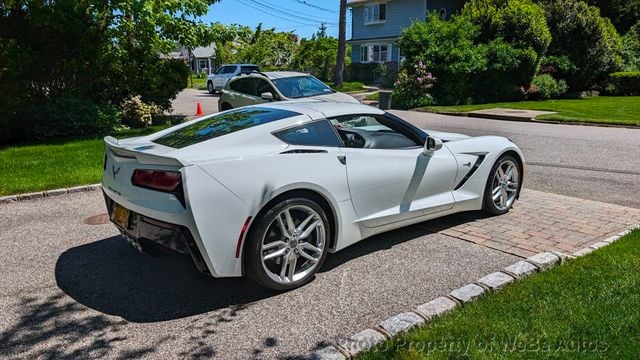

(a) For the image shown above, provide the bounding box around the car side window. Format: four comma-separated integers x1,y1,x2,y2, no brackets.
329,114,420,149
274,120,342,147
241,65,259,73
255,78,277,98
230,78,254,95
223,66,237,74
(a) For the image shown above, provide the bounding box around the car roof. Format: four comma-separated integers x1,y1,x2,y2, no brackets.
250,100,385,119
220,63,259,67
263,71,309,79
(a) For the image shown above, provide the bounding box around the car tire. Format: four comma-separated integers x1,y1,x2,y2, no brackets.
483,155,521,215
207,81,215,94
245,196,330,291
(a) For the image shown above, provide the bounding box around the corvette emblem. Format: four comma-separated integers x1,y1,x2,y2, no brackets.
112,165,121,179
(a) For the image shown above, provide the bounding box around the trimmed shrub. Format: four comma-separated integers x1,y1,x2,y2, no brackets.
529,74,568,99
607,72,640,95
28,99,120,140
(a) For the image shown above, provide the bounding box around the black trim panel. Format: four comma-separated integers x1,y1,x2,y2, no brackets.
454,155,485,191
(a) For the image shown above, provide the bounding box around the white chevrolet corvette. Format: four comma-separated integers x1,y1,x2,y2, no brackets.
102,101,524,290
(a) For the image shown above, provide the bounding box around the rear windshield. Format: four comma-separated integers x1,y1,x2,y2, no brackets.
153,107,300,148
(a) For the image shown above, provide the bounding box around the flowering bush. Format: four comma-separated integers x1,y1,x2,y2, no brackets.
120,96,159,128
391,61,436,109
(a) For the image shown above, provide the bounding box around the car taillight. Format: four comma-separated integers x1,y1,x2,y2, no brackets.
132,170,182,192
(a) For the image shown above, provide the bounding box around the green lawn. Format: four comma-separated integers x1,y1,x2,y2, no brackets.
189,75,207,90
358,229,640,359
364,92,380,101
328,81,367,93
0,126,169,196
421,96,640,126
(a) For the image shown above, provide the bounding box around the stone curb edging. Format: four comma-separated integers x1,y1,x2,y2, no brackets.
0,184,102,205
309,225,639,360
414,109,640,130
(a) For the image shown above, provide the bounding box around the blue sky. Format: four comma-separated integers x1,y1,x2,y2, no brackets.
203,0,352,39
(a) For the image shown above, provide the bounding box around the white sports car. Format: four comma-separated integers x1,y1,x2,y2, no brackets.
102,101,524,290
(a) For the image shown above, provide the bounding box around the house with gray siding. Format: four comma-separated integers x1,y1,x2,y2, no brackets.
348,0,465,68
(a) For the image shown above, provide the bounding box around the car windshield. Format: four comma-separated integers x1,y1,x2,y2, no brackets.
153,107,300,148
271,76,334,99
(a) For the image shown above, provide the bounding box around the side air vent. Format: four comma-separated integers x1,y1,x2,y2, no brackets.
280,149,328,154
454,155,485,190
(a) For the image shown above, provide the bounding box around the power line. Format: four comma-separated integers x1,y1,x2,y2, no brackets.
292,0,337,13
258,0,336,21
242,0,337,25
234,0,320,26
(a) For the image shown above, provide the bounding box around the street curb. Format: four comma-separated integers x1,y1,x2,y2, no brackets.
308,225,639,359
0,184,102,205
413,109,640,129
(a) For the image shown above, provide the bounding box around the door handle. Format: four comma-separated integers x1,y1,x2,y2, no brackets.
337,155,346,165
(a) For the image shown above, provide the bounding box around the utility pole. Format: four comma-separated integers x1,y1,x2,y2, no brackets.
334,0,347,88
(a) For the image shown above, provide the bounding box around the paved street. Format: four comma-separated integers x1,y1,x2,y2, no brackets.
2,93,639,359
169,89,219,118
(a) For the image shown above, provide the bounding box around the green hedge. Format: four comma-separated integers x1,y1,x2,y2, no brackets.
607,72,640,95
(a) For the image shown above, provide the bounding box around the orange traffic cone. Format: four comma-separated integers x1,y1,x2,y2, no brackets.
196,101,204,116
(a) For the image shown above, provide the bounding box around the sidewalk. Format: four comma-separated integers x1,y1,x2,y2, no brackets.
426,107,557,122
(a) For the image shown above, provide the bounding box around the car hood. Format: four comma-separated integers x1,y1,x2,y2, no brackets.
310,92,360,103
421,129,471,142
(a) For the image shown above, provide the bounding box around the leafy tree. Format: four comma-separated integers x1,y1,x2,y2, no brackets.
464,0,550,58
622,21,640,71
584,0,640,34
398,13,486,104
0,0,221,143
538,0,623,89
233,24,298,69
399,2,550,105
292,29,339,81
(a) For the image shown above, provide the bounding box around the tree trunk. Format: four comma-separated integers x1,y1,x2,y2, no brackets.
334,0,347,88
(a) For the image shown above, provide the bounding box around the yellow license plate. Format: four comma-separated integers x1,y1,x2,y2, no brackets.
111,203,130,228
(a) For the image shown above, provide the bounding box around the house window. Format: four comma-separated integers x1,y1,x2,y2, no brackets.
360,44,391,63
364,3,386,25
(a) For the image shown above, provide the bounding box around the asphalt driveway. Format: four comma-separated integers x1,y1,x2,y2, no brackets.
0,191,518,359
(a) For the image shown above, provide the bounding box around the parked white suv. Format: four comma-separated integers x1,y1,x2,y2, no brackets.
207,64,260,94
218,71,359,111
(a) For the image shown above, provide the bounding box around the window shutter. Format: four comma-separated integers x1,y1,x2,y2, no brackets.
363,6,369,24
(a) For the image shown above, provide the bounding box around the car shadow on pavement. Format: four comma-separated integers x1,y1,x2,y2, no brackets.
55,211,492,324
55,236,277,323
320,210,493,272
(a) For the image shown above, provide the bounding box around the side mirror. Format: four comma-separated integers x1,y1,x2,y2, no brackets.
261,92,274,101
423,136,443,156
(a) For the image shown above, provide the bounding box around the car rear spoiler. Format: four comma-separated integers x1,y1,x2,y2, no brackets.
104,136,190,167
